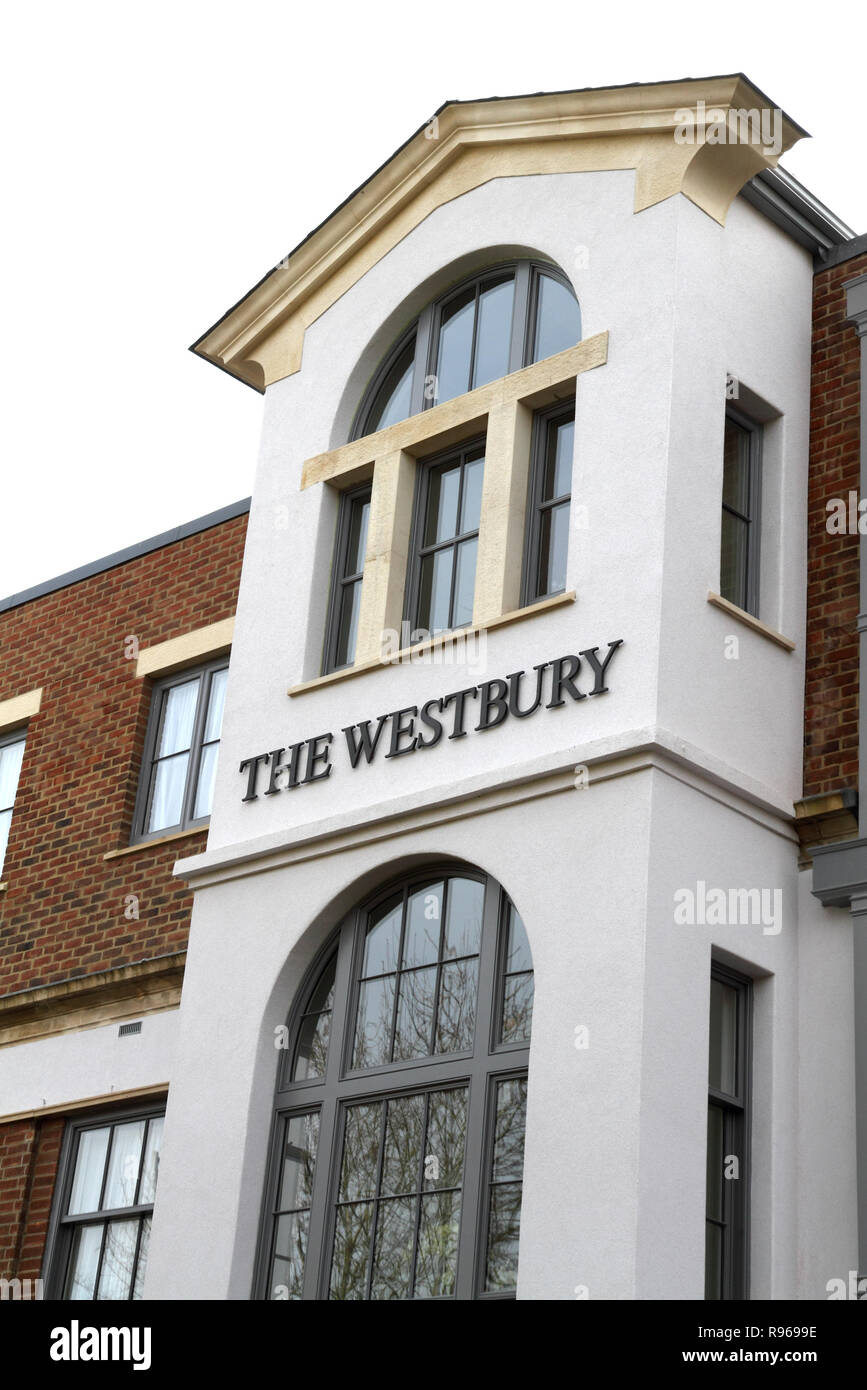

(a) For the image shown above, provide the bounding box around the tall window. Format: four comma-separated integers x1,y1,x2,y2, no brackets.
132,659,228,842
705,963,751,1300
46,1105,164,1299
0,729,26,877
720,409,762,616
352,260,580,441
523,400,575,603
406,441,485,636
323,485,371,673
258,866,534,1300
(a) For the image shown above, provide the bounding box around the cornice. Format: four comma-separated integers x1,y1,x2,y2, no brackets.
191,76,806,392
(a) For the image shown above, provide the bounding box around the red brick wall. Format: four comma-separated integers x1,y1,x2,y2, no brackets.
0,1115,63,1283
0,512,247,995
804,253,866,798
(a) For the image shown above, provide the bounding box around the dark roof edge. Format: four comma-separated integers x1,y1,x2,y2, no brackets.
0,498,251,616
739,166,857,260
815,231,867,272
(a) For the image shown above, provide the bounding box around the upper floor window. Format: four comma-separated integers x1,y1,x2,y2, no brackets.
132,659,228,842
323,485,371,672
0,729,26,876
352,260,580,441
523,400,575,604
406,440,485,636
720,408,762,616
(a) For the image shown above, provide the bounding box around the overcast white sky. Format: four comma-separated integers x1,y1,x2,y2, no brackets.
2,2,865,599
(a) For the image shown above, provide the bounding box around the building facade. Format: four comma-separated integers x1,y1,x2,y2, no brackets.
1,75,866,1302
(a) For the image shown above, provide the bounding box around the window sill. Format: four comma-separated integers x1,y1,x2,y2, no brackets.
706,591,795,652
103,825,210,861
289,590,577,697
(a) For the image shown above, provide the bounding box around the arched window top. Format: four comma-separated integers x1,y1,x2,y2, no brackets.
259,865,534,1300
352,259,580,442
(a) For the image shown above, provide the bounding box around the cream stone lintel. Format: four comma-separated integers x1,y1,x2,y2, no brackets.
354,451,417,666
0,687,42,733
135,617,235,678
707,591,795,652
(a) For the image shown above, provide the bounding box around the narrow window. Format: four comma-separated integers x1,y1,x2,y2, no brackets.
720,409,762,616
133,659,228,842
322,484,371,673
433,272,516,405
705,963,751,1300
0,729,26,876
523,400,574,604
46,1106,165,1300
530,270,582,363
407,442,484,636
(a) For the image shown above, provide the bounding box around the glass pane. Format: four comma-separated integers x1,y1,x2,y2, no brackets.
502,972,534,1044
353,975,396,1069
103,1121,146,1210
393,967,437,1060
278,1112,320,1211
309,953,337,1012
434,958,478,1054
705,1220,723,1300
460,453,484,533
416,1190,461,1298
538,501,570,597
452,537,477,628
505,905,532,973
435,287,474,404
424,1088,468,1191
0,738,25,810
418,548,454,635
367,338,415,433
720,510,749,610
347,496,371,576
0,808,11,876
339,1104,382,1202
473,275,514,388
403,882,443,969
96,1218,139,1299
193,742,218,820
203,668,228,743
542,417,574,500
293,1009,331,1081
485,1182,523,1291
138,1118,163,1206
157,679,199,756
330,1201,374,1300
706,1104,725,1222
492,1078,528,1182
147,751,189,833
371,1196,416,1299
709,980,738,1095
132,1216,150,1300
362,896,403,977
723,419,751,515
66,1222,104,1299
533,273,581,362
379,1094,424,1201
444,877,484,959
68,1127,111,1215
424,464,461,545
335,577,362,669
271,1210,310,1300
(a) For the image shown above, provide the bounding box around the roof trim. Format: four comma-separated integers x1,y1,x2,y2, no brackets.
739,165,856,259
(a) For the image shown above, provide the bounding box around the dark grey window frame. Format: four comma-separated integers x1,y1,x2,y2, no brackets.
706,960,752,1301
351,260,579,443
0,725,27,876
254,862,533,1301
131,657,228,844
521,397,576,606
321,482,372,674
42,1099,166,1300
402,436,486,638
721,406,763,618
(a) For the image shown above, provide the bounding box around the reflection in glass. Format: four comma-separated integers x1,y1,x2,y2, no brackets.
367,337,415,433
485,1077,528,1291
533,273,581,362
96,1219,139,1300
436,288,475,404
709,980,738,1095
473,275,514,388
67,1223,103,1299
501,906,534,1045
68,1127,111,1215
103,1121,145,1210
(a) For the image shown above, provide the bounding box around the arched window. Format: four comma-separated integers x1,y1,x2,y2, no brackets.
352,260,580,441
258,865,534,1300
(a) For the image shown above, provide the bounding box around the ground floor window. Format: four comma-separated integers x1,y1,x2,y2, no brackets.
705,962,751,1299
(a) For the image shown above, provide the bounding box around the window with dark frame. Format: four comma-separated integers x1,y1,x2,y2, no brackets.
406,441,485,637
523,399,575,605
45,1105,165,1300
705,963,751,1301
720,408,762,616
322,485,371,674
0,727,26,877
132,658,228,843
257,866,534,1300
352,260,581,442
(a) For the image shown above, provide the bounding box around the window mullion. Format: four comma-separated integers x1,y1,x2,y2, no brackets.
182,673,211,826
